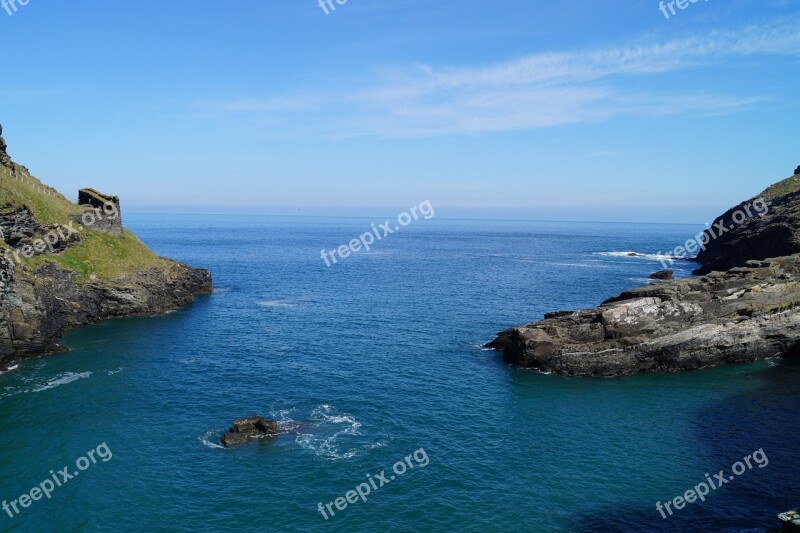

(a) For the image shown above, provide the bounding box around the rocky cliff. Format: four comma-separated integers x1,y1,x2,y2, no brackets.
693,175,800,274
0,124,212,368
488,171,800,377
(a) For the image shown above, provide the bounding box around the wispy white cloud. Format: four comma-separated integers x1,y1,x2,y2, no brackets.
196,17,800,138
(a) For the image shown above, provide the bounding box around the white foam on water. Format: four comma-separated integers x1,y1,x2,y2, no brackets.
30,371,92,393
294,404,385,461
553,262,611,269
0,364,19,375
257,295,315,308
199,429,225,449
257,300,296,308
593,251,678,261
107,367,123,376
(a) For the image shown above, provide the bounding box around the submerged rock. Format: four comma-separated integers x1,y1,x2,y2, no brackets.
221,417,279,447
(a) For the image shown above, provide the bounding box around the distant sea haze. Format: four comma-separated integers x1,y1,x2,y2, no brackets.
123,204,719,225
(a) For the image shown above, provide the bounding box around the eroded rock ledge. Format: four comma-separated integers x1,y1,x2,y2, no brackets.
488,256,800,376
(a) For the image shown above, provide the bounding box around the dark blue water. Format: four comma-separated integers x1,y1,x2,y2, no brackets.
0,215,797,532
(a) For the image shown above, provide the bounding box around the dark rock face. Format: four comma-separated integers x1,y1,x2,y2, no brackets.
221,417,279,446
649,269,674,280
488,256,800,377
795,165,800,175
0,204,76,254
0,205,42,247
693,181,800,275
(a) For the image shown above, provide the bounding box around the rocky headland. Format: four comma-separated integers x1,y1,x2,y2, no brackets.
0,124,212,368
488,170,800,377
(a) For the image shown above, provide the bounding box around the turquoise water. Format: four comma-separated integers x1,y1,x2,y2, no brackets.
0,215,796,532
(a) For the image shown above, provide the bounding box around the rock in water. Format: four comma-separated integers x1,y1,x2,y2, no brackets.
649,269,674,280
487,171,800,377
221,417,279,446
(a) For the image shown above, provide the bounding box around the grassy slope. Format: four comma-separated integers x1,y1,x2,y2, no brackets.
0,163,80,224
762,173,800,200
0,164,165,282
24,230,165,280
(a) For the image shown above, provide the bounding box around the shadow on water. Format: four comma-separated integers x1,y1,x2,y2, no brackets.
58,292,214,348
571,357,800,533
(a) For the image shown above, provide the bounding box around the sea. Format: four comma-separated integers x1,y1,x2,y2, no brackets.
0,214,797,532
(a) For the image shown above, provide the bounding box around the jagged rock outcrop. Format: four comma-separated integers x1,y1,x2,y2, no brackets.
0,205,41,247
0,125,212,368
488,172,800,377
0,124,12,169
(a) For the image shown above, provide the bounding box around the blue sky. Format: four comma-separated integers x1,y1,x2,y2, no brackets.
1,0,799,222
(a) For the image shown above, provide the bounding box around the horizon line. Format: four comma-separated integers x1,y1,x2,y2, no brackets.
122,208,706,227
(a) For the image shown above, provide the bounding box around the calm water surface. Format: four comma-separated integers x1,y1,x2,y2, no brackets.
0,215,796,532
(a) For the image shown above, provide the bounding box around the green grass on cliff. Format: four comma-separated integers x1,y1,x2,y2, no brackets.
762,174,800,200
0,164,166,281
0,164,81,224
24,230,165,282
